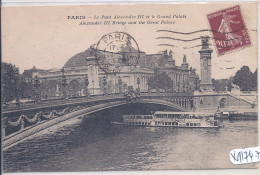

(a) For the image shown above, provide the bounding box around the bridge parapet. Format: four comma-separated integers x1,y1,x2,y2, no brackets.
193,91,257,113
2,92,192,142
2,92,193,114
2,100,128,151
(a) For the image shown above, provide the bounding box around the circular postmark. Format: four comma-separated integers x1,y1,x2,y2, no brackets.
95,32,140,74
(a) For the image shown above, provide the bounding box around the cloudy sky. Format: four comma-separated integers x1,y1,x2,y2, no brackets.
2,3,258,79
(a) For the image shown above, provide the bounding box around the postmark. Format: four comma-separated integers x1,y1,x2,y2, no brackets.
95,31,140,74
207,5,251,56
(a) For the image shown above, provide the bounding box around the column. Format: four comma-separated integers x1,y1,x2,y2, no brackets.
143,77,145,91
141,76,144,91
179,74,182,92
146,77,148,91
144,77,147,91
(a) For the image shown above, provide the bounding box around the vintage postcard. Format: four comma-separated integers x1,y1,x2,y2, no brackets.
1,2,259,173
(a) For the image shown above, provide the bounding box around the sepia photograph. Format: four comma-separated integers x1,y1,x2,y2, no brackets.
1,2,259,173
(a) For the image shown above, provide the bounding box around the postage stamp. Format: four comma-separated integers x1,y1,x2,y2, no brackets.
95,32,140,74
207,5,251,56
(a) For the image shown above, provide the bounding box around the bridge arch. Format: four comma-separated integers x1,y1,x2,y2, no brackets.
2,97,188,151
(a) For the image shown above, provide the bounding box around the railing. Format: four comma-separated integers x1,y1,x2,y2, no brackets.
2,97,132,139
2,93,123,112
2,92,192,139
2,92,192,112
2,100,127,150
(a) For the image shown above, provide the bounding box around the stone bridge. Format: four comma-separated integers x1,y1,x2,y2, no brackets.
2,92,193,151
193,91,257,113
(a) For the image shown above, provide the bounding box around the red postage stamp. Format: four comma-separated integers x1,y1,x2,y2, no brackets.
207,5,251,56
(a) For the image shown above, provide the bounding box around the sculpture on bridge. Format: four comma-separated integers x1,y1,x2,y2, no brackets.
118,76,123,93
123,85,140,103
103,76,108,95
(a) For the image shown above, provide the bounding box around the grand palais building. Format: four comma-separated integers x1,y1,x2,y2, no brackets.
22,46,199,98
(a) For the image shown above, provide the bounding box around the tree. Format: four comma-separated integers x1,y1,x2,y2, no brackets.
250,69,257,91
148,70,173,92
212,78,232,91
233,66,253,91
20,80,33,98
1,62,21,102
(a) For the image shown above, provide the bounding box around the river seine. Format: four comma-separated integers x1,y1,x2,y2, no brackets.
3,114,258,172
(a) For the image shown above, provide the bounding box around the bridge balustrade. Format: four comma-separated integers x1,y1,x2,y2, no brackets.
2,92,192,139
2,92,192,112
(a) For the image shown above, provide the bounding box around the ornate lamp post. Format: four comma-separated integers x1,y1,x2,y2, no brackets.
2,117,7,138
118,76,123,93
32,75,41,103
137,77,140,92
103,76,107,95
46,87,49,99
123,83,127,93
92,80,94,95
61,68,67,98
84,74,89,97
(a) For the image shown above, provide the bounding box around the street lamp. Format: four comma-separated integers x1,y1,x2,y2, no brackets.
32,75,41,102
103,76,107,95
118,76,123,93
46,87,49,99
137,77,140,92
84,74,89,96
123,83,127,93
61,68,67,98
92,80,94,95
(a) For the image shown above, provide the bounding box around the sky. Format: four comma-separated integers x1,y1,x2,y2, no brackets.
2,3,258,79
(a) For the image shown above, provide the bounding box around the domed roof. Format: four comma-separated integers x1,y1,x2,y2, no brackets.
63,49,95,68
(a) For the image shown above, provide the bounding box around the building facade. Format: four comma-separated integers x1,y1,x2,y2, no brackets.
23,46,200,98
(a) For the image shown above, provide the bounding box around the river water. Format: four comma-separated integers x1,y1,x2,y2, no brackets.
2,114,258,172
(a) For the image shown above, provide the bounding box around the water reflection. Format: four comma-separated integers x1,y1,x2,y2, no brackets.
3,115,258,172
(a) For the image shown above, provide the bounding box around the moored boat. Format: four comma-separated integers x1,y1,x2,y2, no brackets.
118,111,222,128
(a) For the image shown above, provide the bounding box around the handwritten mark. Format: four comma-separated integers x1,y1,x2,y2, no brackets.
230,146,260,164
